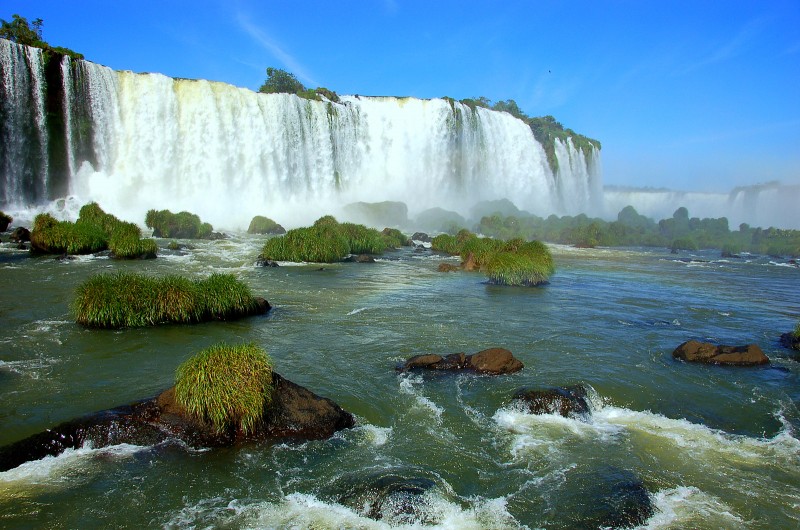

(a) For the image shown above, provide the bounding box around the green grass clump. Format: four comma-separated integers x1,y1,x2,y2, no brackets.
794,322,800,340
30,203,157,258
485,251,553,286
247,215,285,235
260,216,397,263
74,272,260,328
340,222,387,254
146,209,213,239
671,238,698,252
381,228,411,248
31,213,107,254
433,229,554,286
175,342,273,434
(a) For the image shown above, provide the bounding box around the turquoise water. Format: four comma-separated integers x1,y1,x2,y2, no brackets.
0,237,798,528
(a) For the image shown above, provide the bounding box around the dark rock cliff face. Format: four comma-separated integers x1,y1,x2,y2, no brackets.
0,372,354,472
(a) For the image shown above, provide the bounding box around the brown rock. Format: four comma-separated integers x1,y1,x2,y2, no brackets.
398,348,523,375
672,340,769,366
10,226,30,242
469,348,524,374
461,252,479,271
437,263,460,272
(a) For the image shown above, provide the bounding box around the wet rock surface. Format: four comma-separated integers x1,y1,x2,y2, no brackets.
398,348,523,375
0,372,354,471
672,339,769,365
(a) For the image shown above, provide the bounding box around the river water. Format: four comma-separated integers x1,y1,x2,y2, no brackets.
0,236,798,528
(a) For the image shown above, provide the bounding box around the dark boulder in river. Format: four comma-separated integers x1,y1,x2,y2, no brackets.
513,385,591,418
672,339,769,365
0,372,354,472
10,226,30,242
398,347,523,375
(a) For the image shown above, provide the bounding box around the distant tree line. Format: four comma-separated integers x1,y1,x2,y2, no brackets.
0,14,83,59
476,205,800,257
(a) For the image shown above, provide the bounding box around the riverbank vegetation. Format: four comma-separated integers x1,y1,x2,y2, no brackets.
475,205,800,257
74,272,263,328
432,230,555,286
30,203,157,258
260,216,410,263
175,343,274,434
145,209,213,239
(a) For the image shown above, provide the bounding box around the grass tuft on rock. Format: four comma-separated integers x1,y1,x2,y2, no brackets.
381,227,411,248
175,342,273,434
30,203,157,258
433,229,554,286
74,272,261,328
145,209,213,239
260,216,405,263
0,211,12,231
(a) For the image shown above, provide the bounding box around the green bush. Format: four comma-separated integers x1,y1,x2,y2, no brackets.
175,343,273,434
74,272,261,328
671,238,698,252
247,215,285,235
431,234,461,254
794,322,800,339
145,209,213,239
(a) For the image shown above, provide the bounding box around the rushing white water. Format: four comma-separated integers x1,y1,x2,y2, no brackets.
0,40,599,230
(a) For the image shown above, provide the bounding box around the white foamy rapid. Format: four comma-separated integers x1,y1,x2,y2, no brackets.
0,40,599,230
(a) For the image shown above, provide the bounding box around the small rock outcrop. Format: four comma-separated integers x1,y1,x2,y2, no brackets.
10,226,30,242
411,232,431,242
0,372,354,472
672,340,769,366
513,385,591,418
398,348,523,375
437,263,459,272
346,254,376,263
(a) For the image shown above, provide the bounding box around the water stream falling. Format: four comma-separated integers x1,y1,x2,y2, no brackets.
0,40,599,229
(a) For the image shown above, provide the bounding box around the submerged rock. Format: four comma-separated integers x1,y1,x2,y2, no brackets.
672,339,769,366
331,469,438,524
345,254,376,263
398,347,523,375
555,467,654,529
779,332,800,352
513,385,591,418
256,257,280,267
437,263,459,272
0,372,354,472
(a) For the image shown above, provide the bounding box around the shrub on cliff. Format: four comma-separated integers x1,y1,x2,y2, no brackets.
74,272,263,328
247,215,285,235
175,343,273,434
145,209,213,239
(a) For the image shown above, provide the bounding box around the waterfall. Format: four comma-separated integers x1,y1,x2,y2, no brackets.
0,39,49,204
1,39,600,229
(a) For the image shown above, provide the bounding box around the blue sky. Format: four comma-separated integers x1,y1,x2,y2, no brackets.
4,0,799,192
